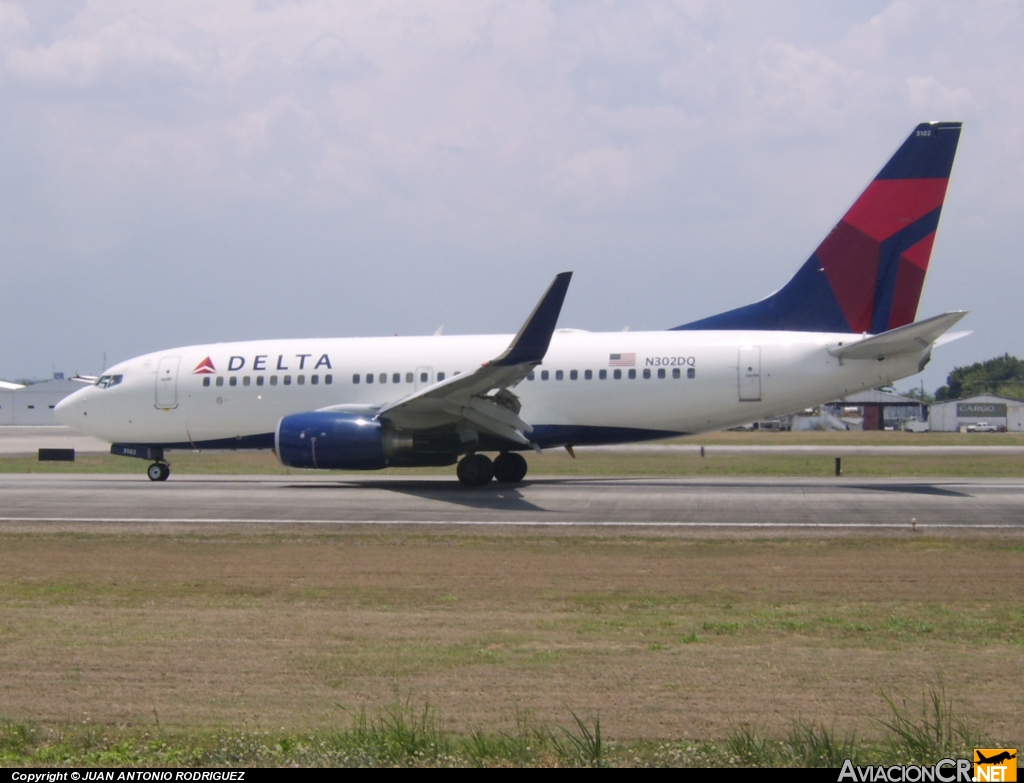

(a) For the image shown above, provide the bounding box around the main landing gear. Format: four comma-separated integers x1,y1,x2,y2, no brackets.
147,462,171,482
456,452,528,487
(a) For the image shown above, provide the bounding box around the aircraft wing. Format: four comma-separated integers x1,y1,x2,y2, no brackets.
371,272,573,447
827,311,968,361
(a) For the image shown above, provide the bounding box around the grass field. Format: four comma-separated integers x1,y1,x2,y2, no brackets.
2,431,1022,765
0,530,1021,765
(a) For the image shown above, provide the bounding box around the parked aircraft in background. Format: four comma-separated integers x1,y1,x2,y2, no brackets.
56,122,966,486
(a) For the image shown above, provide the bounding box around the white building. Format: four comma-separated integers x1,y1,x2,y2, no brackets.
928,394,1024,432
0,377,88,425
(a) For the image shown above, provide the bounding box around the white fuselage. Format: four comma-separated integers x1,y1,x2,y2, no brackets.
55,328,924,448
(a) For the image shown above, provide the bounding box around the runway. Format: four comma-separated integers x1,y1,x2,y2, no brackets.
2,473,1023,529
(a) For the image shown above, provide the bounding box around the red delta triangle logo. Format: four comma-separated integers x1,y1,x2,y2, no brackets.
192,357,216,375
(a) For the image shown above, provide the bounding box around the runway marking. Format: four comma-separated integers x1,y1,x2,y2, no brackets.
0,517,1020,528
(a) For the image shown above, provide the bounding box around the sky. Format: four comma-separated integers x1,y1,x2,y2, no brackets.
1,0,1022,396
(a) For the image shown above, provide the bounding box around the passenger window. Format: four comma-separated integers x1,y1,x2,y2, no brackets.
216,376,224,387
420,372,428,383
657,368,665,379
229,376,238,386
243,376,251,386
284,375,292,385
311,375,319,385
555,370,563,380
613,369,621,380
527,373,535,381
270,376,278,386
297,375,305,385
584,370,592,380
393,373,400,384
687,367,696,379
325,374,333,384
256,376,265,386
405,372,413,383
541,370,549,381
203,377,211,387
672,368,681,379
642,369,650,379
570,370,578,380
366,374,374,384
353,374,360,384
379,373,387,384
628,369,636,379
438,372,445,381
599,369,607,380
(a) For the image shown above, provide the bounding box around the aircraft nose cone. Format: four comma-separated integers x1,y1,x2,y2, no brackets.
54,390,81,427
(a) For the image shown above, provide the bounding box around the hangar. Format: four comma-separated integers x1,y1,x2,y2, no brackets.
928,394,1024,432
824,389,927,430
0,377,86,425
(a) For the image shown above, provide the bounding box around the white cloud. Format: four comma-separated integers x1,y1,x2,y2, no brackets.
0,0,1021,387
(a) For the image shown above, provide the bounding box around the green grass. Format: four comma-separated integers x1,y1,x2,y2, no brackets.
0,687,1000,767
1,534,1019,759
726,685,980,768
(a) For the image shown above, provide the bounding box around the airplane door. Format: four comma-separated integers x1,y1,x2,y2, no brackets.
415,366,433,392
155,356,180,410
738,347,761,402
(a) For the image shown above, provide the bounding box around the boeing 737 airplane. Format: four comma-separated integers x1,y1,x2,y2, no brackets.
56,122,966,486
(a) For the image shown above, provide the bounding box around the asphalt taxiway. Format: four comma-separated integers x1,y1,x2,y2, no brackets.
2,473,1023,529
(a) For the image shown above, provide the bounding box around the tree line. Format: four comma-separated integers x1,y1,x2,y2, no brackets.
902,353,1024,402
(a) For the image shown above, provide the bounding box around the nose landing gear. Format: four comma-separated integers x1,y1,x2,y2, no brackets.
147,462,171,482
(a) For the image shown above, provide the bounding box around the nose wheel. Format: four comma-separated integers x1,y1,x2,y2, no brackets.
147,462,171,482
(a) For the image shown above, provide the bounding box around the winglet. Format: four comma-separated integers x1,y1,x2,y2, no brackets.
490,272,573,367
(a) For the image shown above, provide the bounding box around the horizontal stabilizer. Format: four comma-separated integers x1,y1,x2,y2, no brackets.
934,330,971,347
827,311,967,361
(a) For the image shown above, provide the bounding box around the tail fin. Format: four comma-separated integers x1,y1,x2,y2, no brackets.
674,122,962,334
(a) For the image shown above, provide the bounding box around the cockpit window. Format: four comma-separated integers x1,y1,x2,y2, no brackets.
95,375,123,389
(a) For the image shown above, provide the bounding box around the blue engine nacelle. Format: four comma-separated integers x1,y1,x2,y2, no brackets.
275,411,460,470
276,412,390,470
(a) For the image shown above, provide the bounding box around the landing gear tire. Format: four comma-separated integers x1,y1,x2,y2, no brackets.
493,452,528,483
147,463,170,482
456,454,494,487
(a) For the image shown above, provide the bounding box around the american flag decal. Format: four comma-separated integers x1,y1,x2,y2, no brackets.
608,353,636,367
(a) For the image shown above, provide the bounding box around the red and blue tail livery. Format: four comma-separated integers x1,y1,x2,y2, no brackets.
674,121,962,334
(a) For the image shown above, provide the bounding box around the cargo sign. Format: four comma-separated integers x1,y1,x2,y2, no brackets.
957,403,1007,418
